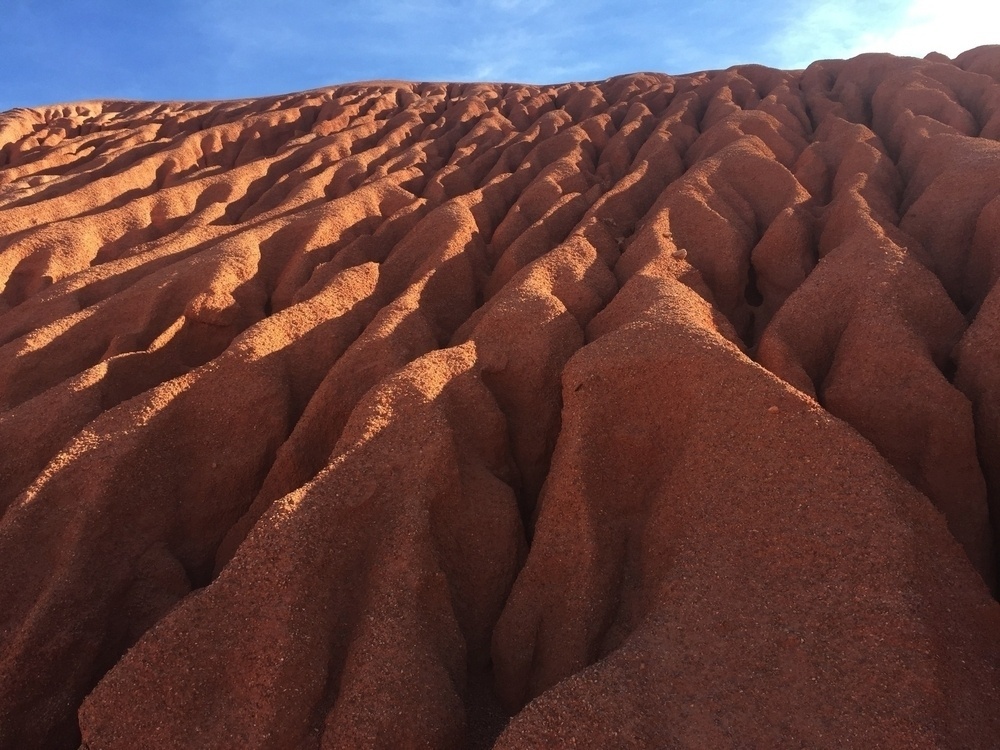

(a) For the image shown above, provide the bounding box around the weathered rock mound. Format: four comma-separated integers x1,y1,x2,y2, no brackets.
2,47,1000,749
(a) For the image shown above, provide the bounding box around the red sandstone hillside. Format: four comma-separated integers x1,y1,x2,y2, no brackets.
1,47,1000,749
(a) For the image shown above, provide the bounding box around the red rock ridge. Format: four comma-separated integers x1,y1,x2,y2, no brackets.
0,47,999,749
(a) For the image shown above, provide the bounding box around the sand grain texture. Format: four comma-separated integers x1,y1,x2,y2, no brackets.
1,48,1000,749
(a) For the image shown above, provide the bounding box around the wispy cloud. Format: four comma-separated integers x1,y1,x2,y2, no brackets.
438,11,605,82
192,0,610,85
483,0,555,15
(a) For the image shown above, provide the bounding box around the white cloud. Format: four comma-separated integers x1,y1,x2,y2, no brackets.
851,0,1000,59
769,0,999,69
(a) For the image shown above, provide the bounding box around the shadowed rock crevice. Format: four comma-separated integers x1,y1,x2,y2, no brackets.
2,47,1000,750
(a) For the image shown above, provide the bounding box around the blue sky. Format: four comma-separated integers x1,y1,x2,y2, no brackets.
2,0,997,111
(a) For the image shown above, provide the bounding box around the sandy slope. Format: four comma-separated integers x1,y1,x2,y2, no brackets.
1,47,999,749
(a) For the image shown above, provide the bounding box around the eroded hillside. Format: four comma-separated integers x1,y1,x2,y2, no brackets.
2,47,1000,749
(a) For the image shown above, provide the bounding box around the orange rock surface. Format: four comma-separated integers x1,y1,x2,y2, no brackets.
1,48,1000,749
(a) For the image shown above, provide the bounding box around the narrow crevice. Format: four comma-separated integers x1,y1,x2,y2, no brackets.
939,354,959,385
979,454,1000,599
744,261,764,307
465,661,512,750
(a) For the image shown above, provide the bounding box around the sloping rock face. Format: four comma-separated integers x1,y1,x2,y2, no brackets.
2,47,1000,750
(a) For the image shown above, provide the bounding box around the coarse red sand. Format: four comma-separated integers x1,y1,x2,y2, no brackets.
1,47,999,750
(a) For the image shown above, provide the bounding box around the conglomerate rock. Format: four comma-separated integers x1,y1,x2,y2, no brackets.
1,46,1000,750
